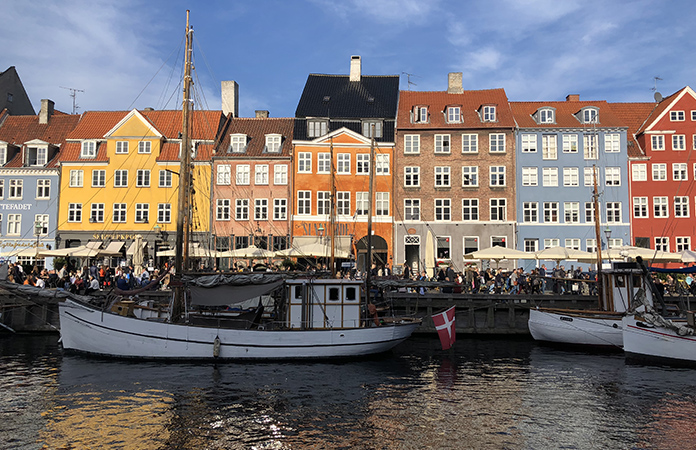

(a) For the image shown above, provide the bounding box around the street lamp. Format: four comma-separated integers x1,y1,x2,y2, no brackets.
603,226,612,248
34,219,42,265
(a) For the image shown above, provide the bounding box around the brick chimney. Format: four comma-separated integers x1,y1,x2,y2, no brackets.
39,99,54,124
448,72,463,94
221,81,239,117
566,94,580,102
349,55,361,82
255,110,269,118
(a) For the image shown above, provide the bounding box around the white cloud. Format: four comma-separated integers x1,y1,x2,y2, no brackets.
309,0,440,24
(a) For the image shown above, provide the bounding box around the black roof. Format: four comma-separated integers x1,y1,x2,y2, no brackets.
295,74,399,119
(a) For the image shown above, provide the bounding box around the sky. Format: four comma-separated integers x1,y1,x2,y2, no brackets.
2,0,696,118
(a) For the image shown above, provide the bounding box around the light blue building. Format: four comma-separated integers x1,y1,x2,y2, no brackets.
511,96,631,267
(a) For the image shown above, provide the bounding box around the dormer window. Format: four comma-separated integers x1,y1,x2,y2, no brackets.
362,120,382,138
0,145,7,165
307,120,328,138
81,141,96,158
581,107,599,124
539,108,555,124
413,106,428,123
26,147,47,166
482,105,496,122
230,134,247,153
265,134,282,152
447,106,461,123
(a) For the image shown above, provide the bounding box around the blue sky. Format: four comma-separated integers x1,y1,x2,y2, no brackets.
2,0,695,118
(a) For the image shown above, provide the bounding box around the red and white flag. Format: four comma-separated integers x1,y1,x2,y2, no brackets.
432,306,456,350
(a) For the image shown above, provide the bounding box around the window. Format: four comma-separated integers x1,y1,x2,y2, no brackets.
68,203,82,223
296,191,311,215
362,121,382,138
563,167,579,187
605,167,621,186
317,153,330,174
521,134,537,153
447,106,461,123
404,199,420,220
34,214,48,235
376,154,389,175
542,135,557,159
27,147,47,166
216,199,230,221
539,109,554,123
604,134,620,153
36,179,50,199
654,197,668,217
69,170,83,187
404,135,420,154
655,237,669,252
336,192,350,216
692,111,696,121
524,239,539,253
489,133,505,152
135,203,149,223
563,134,578,153
255,165,269,185
564,202,580,223
462,134,478,153
217,165,231,185
582,108,598,123
544,202,559,223
523,202,538,223
274,165,288,185
356,154,369,174
564,239,581,250
632,164,647,182
544,238,561,249
435,135,451,153
356,192,369,216
633,197,648,218
522,167,538,186
307,120,328,138
652,163,667,181
490,166,505,187
138,141,151,154
435,166,451,187
114,170,128,187
90,203,104,223
0,213,3,233
159,170,172,187
585,202,596,223
8,179,22,199
652,135,665,151
230,134,247,152
482,105,496,122
586,239,597,254
265,135,281,152
7,214,21,234
677,237,691,252
583,134,598,159
670,111,685,121
606,202,621,223
417,106,428,123
236,165,250,185
158,203,171,223
673,163,688,181
542,168,558,186
317,191,330,215
235,236,249,249
113,203,126,223
673,135,686,151
404,166,420,187
116,141,128,154
337,153,350,174
88,170,104,188
0,147,6,166
462,199,479,221
584,167,596,187
254,199,268,220
437,236,451,259
81,141,96,158
675,196,689,217
490,199,506,221
462,166,478,187
236,199,250,220
376,192,389,216
491,236,507,248
273,199,287,220
136,169,150,187
434,199,451,221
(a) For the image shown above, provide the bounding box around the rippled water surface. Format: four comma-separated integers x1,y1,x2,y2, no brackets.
2,334,696,449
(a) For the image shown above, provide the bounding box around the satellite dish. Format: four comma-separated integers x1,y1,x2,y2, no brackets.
654,92,663,102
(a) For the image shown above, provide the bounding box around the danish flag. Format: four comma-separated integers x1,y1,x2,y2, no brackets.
432,306,456,350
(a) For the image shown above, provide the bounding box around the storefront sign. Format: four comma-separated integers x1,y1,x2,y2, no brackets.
298,222,351,236
0,203,32,210
92,233,137,240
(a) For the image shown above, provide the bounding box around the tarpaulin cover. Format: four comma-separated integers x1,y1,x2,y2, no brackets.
184,273,285,306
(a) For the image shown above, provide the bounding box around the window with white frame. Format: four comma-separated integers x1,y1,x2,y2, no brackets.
522,167,538,186
675,196,689,217
584,167,596,187
462,166,478,186
564,202,580,223
254,199,268,220
236,199,250,220
542,135,557,159
255,165,269,185
655,237,669,252
434,199,451,221
135,203,149,223
652,163,667,181
435,166,450,187
692,111,696,121
489,133,505,152
136,169,150,187
673,163,688,181
81,141,96,158
138,141,151,154
437,236,451,259
654,196,669,217
27,146,47,166
462,199,479,221
606,202,621,223
539,108,554,123
7,213,21,234
582,108,598,123
336,192,350,216
605,134,620,152
462,134,478,153
115,141,128,154
236,165,250,185
564,238,581,250
376,154,389,175
404,199,420,220
416,106,428,123
114,170,128,187
159,170,172,187
230,134,247,152
356,154,369,174
563,134,578,153
317,153,330,174
651,135,665,151
337,153,350,174
633,197,648,218
524,239,539,253
0,146,6,165
265,135,281,152
447,106,461,123
542,167,558,186
217,165,231,185
435,135,451,153
404,135,420,154
113,203,126,223
69,170,83,187
673,134,686,151
34,214,48,235
274,164,288,185
670,111,685,121
317,191,330,215
356,192,369,216
563,167,579,187
605,167,621,186
297,192,310,215
68,203,82,223
490,166,505,186
91,170,105,188
676,237,691,252
158,203,171,223
585,202,595,223
583,134,598,159
376,192,389,216
36,179,50,199
521,134,537,153
465,236,480,254
632,163,647,181
307,120,328,138
362,120,382,138
273,199,287,220
586,239,597,254
216,199,230,221
404,166,420,187
544,202,559,223
544,238,560,248
482,105,496,122
90,203,104,223
490,198,506,221
523,202,538,223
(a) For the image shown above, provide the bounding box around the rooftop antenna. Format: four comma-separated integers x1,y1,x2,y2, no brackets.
60,86,85,114
402,72,419,90
652,77,663,103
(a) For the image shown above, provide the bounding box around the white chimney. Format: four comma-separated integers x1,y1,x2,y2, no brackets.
447,73,463,94
349,55,361,82
221,81,239,117
39,99,54,124
255,110,269,118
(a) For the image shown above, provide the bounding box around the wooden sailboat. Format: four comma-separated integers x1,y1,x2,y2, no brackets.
57,11,420,360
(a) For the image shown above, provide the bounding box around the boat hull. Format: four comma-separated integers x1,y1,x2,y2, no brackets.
58,299,420,360
528,308,623,348
622,315,696,365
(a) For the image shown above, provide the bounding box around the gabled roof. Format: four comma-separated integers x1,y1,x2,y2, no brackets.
635,86,696,135
59,141,109,163
398,89,515,129
510,100,626,128
608,102,657,158
157,142,215,162
295,74,399,119
216,116,294,158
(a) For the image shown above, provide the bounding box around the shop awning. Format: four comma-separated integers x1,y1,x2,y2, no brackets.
275,236,352,258
126,240,147,256
100,241,124,256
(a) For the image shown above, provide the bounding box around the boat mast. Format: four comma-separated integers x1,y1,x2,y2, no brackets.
592,164,604,309
329,135,336,276
365,131,376,299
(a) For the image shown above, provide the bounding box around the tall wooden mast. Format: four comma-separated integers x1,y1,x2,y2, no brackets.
365,131,376,299
592,164,604,309
329,135,336,276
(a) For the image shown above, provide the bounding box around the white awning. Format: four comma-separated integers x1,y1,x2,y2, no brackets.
276,236,352,258
126,240,147,256
100,241,125,256
8,247,42,257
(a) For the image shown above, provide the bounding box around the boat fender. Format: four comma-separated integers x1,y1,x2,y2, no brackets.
368,304,380,327
213,336,221,358
612,323,618,328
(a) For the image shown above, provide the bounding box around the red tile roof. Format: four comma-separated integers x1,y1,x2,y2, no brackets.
216,116,294,158
59,141,109,163
607,102,657,158
397,89,515,129
510,100,626,128
635,88,686,135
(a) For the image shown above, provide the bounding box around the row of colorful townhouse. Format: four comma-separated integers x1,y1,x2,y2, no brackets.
0,56,694,273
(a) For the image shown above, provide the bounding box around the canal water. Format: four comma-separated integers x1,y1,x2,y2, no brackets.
1,334,695,450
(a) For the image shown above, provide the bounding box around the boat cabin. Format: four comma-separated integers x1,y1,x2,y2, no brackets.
286,279,362,330
602,261,655,313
